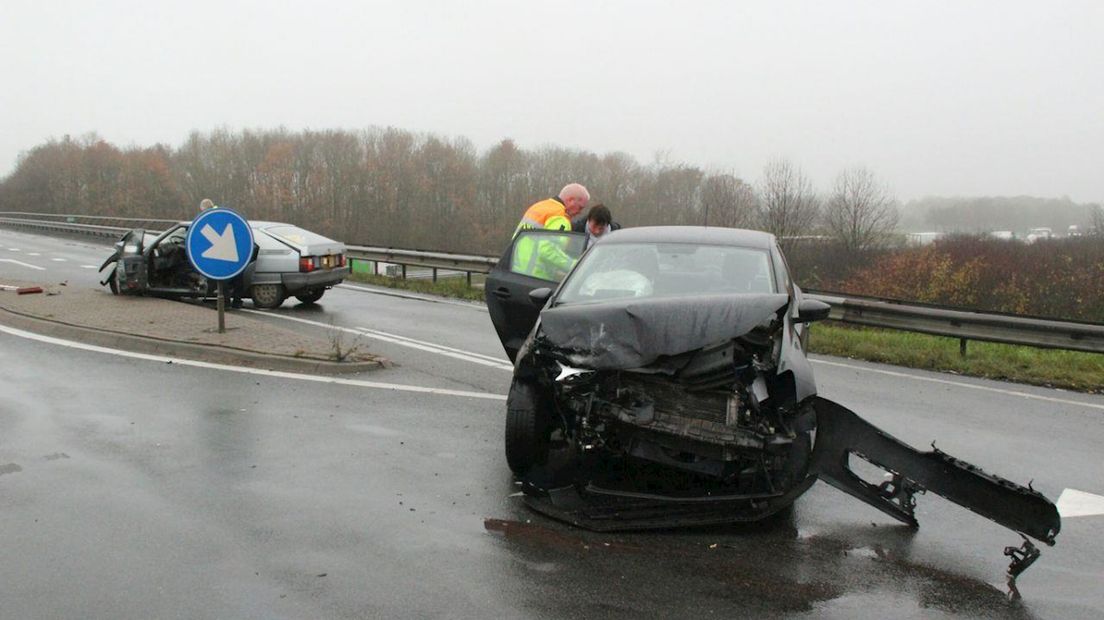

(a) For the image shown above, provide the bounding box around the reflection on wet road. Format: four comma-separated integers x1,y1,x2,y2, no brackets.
483,512,1038,618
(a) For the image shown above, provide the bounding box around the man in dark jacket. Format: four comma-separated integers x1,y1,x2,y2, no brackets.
572,204,621,250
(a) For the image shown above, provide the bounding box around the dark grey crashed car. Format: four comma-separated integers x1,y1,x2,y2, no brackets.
486,226,1059,578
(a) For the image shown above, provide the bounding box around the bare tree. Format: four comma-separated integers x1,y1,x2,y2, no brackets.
823,166,899,251
701,171,758,229
1091,204,1104,236
756,159,819,244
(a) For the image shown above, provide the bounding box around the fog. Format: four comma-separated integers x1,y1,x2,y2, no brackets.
2,0,1101,202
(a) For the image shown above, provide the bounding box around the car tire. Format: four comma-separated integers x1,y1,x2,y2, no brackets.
108,270,120,295
295,289,325,304
504,381,550,476
783,431,813,484
251,284,285,309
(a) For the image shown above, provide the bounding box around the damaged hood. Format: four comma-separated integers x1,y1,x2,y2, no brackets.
538,293,790,369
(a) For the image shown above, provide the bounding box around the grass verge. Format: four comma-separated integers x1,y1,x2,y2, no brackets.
344,274,1103,394
347,272,486,302
809,322,1103,394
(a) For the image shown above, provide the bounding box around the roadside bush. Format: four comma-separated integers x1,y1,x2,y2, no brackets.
826,236,1104,322
785,239,888,290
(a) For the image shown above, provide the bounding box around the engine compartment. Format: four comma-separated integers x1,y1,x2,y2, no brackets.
530,328,814,498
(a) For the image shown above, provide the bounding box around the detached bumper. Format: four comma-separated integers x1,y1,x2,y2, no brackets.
524,476,816,531
280,267,349,293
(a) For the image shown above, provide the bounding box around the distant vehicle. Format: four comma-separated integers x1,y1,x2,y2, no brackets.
484,225,1059,579
989,230,1015,240
99,221,349,308
906,231,944,246
1025,227,1053,244
1067,225,1082,237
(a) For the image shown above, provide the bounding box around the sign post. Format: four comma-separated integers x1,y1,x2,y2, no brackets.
185,207,254,333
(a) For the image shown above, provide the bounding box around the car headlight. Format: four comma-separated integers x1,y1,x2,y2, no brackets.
555,362,595,385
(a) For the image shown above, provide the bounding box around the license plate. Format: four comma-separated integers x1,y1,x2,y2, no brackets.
321,255,335,269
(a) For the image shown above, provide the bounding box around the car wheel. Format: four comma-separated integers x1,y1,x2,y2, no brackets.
295,289,325,304
108,271,120,295
251,284,285,309
504,381,551,476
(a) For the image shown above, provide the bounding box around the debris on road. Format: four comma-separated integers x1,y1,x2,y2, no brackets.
0,283,44,294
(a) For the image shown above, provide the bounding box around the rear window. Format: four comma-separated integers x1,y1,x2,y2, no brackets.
262,226,335,247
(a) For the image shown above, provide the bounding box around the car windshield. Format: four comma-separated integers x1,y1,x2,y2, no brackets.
556,242,775,305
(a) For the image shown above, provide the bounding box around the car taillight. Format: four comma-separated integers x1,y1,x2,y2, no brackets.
338,254,346,267
299,257,316,273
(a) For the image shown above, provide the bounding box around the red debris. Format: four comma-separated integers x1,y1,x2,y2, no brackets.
1,284,45,294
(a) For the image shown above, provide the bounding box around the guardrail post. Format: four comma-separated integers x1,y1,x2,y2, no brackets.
466,271,472,288
959,338,968,357
432,267,437,283
401,264,407,280
373,261,378,276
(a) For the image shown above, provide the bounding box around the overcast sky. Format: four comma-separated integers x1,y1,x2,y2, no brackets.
2,1,1101,203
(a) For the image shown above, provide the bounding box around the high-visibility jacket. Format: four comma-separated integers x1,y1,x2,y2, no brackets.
512,198,575,280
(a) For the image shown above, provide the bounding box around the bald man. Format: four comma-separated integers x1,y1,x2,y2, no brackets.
512,183,590,280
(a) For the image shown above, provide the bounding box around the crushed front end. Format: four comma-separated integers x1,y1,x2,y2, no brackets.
511,294,816,527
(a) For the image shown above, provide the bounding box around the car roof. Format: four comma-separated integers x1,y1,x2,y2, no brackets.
599,226,777,249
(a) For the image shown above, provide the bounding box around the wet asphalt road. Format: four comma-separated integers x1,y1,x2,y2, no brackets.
2,228,1104,618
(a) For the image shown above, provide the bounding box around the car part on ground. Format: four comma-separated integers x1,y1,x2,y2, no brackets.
485,226,1061,583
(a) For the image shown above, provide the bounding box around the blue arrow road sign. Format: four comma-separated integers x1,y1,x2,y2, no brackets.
185,207,255,280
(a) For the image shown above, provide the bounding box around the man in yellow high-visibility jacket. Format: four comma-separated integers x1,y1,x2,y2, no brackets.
512,183,589,280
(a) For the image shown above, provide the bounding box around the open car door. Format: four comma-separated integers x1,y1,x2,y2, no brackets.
145,224,211,297
103,229,147,294
485,229,585,362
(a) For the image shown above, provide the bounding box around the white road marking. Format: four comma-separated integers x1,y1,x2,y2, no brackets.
243,309,514,371
811,358,1104,412
8,248,21,252
1056,488,1104,518
51,258,67,262
28,252,41,256
81,265,98,269
0,258,46,271
356,325,509,365
0,323,506,401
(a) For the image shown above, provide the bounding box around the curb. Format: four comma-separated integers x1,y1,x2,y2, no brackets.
0,306,382,375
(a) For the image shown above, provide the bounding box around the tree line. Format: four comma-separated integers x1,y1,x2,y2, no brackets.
0,128,900,255
901,195,1103,235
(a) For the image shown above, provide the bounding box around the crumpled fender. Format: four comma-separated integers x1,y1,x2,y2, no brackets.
98,253,119,275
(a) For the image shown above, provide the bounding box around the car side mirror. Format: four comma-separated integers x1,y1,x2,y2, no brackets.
796,299,831,323
529,287,553,306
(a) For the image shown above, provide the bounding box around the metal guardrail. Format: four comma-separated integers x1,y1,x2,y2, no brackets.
0,212,179,225
2,212,1102,354
0,217,132,238
809,291,1104,354
344,244,498,286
